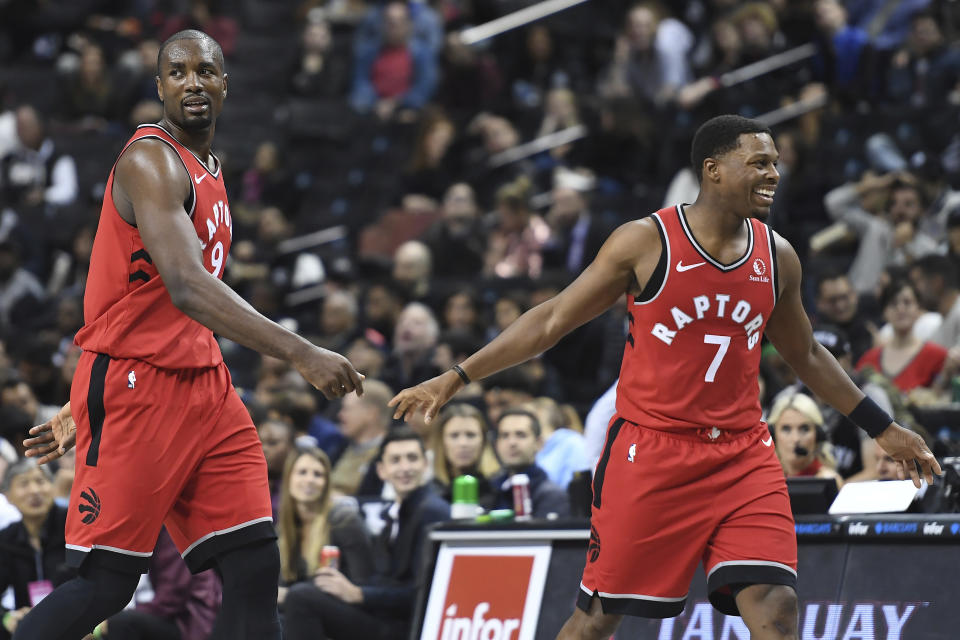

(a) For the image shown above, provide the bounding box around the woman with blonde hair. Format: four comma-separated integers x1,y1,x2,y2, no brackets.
276,446,373,605
428,403,499,509
768,393,843,489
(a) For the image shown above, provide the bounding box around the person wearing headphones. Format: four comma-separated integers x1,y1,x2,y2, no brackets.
768,393,843,489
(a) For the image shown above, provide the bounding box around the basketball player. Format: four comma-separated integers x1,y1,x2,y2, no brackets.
390,115,940,639
16,30,363,640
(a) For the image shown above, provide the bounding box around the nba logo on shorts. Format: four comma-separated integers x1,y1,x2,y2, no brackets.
127,370,136,389
627,443,636,463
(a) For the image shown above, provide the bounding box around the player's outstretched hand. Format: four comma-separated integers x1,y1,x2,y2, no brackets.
875,423,943,488
294,346,365,400
23,402,75,465
389,370,462,425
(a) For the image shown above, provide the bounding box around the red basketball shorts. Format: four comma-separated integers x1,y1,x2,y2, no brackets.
65,350,274,574
578,416,797,618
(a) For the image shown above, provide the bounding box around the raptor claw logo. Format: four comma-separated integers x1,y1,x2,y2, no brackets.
79,487,101,524
588,526,601,562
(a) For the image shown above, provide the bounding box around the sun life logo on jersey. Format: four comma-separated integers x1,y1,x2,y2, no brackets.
750,258,770,283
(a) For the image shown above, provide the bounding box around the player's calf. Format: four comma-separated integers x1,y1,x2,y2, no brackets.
735,584,798,639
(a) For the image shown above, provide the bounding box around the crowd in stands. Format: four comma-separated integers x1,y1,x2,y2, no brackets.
2,0,960,637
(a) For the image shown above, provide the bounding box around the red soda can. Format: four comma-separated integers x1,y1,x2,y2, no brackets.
511,473,532,520
320,545,340,570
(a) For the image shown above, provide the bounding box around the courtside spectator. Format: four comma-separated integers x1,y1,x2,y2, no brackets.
428,403,499,508
283,428,449,640
489,409,571,518
277,447,373,608
0,460,74,640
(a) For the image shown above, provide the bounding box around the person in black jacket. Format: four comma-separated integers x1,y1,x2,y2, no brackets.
0,459,75,639
283,427,449,640
489,408,571,519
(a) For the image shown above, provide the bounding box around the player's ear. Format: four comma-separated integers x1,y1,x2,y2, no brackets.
221,73,228,99
703,157,721,183
155,75,163,101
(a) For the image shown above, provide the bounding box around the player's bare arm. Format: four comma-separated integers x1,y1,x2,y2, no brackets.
764,232,940,487
112,140,362,399
390,218,661,422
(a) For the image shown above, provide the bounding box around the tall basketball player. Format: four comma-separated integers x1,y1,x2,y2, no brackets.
17,30,363,640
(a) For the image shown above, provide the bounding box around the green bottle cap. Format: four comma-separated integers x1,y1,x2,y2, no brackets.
489,509,514,522
452,474,479,504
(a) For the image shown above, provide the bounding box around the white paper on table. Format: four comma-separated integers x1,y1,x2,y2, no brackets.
828,480,923,514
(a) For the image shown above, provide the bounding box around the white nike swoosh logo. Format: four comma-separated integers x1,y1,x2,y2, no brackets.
194,173,207,184
676,260,706,272
761,436,773,447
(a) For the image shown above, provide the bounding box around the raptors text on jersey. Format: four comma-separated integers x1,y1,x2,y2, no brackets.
617,205,778,432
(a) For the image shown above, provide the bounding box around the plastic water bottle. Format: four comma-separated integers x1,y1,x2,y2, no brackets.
451,474,480,519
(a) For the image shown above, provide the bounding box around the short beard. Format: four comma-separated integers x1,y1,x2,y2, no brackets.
180,114,213,130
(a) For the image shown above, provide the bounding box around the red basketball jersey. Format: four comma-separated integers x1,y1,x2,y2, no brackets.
616,205,778,432
75,124,233,369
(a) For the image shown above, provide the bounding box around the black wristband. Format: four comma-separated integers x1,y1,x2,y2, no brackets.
848,396,894,438
451,364,471,385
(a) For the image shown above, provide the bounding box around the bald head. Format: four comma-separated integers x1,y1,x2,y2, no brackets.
157,29,224,75
393,241,432,285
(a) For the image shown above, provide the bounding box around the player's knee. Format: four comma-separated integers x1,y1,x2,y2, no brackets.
79,559,142,605
217,539,280,593
582,614,621,640
743,585,798,636
570,601,622,640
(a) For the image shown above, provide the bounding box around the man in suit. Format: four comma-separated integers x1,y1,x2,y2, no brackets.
489,409,571,519
541,168,613,276
283,427,450,640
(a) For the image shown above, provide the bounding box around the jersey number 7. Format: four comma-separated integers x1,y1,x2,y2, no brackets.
703,334,731,382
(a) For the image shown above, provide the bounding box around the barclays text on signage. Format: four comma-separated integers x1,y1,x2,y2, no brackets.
655,601,924,640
